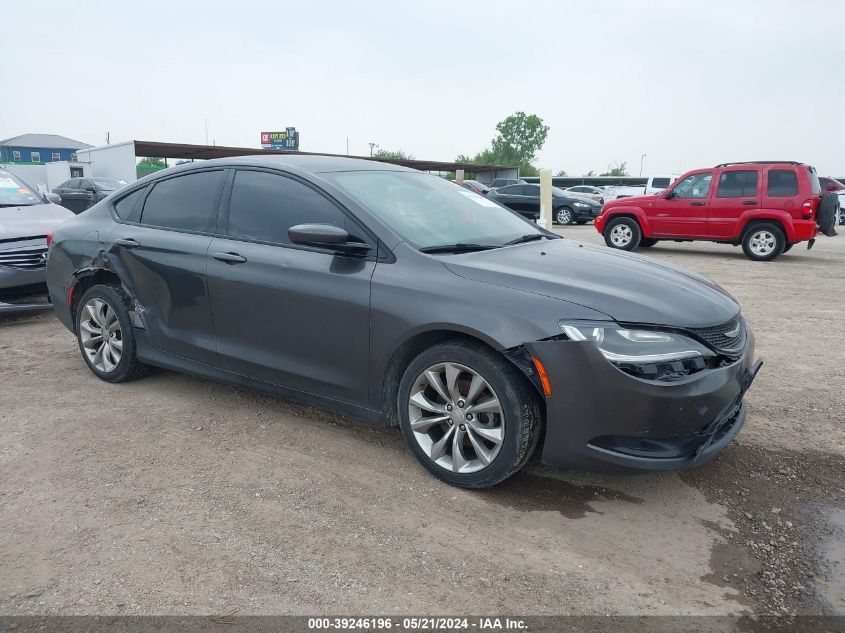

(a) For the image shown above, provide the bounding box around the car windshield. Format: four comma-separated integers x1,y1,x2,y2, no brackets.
92,178,127,191
324,171,543,250
0,170,45,207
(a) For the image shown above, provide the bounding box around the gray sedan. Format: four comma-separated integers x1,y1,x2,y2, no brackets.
0,169,73,310
46,155,760,488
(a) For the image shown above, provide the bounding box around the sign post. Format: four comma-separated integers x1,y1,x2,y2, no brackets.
539,169,552,229
261,128,299,150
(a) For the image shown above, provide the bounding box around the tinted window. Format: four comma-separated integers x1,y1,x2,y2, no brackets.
113,187,147,220
570,186,585,192
497,185,522,194
717,170,758,198
226,170,348,245
524,184,541,196
140,170,223,232
767,170,798,197
650,177,671,189
672,173,712,199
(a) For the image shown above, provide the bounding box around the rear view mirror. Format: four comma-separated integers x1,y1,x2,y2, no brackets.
288,223,371,255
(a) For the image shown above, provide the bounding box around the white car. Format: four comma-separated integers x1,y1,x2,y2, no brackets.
606,175,679,200
562,185,604,203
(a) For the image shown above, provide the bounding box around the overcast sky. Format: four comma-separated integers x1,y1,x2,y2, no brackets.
4,0,843,176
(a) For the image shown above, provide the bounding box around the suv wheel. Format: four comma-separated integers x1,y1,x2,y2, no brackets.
742,223,786,261
555,207,574,225
603,217,641,250
76,284,148,383
397,340,541,488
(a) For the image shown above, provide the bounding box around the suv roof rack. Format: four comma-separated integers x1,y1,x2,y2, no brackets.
714,161,803,167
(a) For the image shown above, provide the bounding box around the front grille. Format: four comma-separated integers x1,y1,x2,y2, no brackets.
690,316,745,354
0,244,48,271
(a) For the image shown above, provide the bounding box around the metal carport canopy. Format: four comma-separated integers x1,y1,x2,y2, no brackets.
131,140,513,174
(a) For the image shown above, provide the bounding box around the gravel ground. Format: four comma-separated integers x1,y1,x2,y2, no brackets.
0,225,843,617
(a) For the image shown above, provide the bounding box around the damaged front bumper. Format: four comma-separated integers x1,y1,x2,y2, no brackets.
525,336,761,472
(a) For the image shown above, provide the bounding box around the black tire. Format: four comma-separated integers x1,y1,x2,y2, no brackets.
741,222,786,261
76,284,148,383
397,340,541,489
638,238,658,248
782,243,794,253
555,207,575,225
817,192,838,237
603,217,642,250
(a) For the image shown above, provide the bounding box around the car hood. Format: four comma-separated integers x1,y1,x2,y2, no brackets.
0,203,73,241
605,193,657,207
442,239,739,328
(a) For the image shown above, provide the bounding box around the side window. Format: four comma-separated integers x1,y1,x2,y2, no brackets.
717,170,758,198
226,170,349,246
672,173,713,199
113,187,147,220
767,170,798,197
650,177,671,189
499,185,519,194
525,184,540,196
140,170,223,232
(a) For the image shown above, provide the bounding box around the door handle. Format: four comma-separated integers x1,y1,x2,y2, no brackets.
743,200,758,205
114,238,140,248
690,201,706,206
213,252,247,264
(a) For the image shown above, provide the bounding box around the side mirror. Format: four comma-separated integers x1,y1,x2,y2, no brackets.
288,223,371,255
665,189,676,199
45,192,62,204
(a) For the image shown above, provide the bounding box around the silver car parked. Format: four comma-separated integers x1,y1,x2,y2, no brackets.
0,169,73,310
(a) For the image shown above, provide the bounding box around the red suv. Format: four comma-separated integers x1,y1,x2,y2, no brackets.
596,161,828,261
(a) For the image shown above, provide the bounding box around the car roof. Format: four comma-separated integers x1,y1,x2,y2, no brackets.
189,154,418,174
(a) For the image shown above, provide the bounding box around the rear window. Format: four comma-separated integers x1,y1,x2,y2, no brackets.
767,170,799,197
140,170,224,232
650,177,671,189
807,166,821,195
113,187,147,220
717,170,758,198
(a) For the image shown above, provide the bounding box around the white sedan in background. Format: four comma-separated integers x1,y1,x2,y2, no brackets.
562,185,605,203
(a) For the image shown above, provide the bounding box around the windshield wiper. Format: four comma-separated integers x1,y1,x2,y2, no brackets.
502,233,552,246
419,243,498,254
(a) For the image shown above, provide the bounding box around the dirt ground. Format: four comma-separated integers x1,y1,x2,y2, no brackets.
1,225,844,618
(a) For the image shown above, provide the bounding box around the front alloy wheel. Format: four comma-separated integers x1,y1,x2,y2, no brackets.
408,362,505,474
556,207,573,225
397,340,541,488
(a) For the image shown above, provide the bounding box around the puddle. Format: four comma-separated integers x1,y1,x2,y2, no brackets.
818,508,845,614
479,471,642,519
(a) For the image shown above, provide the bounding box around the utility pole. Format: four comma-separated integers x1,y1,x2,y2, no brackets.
105,131,110,145
346,137,349,155
639,153,647,177
369,142,379,157
205,119,209,145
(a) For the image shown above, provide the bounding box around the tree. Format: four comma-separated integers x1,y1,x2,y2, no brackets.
374,148,414,160
583,170,596,177
600,161,629,177
137,157,165,168
490,111,549,165
555,169,568,177
455,112,550,178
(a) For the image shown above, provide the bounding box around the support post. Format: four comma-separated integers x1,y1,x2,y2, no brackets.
539,169,552,229
455,169,464,185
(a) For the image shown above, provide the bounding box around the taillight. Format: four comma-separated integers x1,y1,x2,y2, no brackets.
46,232,53,247
801,199,815,219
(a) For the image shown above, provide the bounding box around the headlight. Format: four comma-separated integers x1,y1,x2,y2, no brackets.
573,201,590,208
559,321,715,363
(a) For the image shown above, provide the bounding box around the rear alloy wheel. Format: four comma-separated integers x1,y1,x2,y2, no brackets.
398,340,540,488
555,207,574,225
76,284,148,382
603,217,641,250
741,223,785,261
